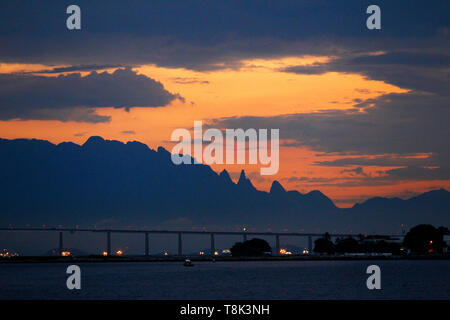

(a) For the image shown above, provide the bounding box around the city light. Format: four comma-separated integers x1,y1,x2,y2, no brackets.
0,249,19,257
116,250,123,256
102,251,108,256
214,251,219,256
61,251,71,256
199,251,204,256
279,248,292,255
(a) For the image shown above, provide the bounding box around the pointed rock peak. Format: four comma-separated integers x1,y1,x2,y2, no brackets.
83,136,105,147
237,170,256,190
238,170,247,184
270,180,286,194
220,169,232,183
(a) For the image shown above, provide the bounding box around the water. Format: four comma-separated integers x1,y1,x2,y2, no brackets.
0,260,449,299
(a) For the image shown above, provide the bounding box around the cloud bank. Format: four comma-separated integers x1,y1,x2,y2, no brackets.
0,68,181,122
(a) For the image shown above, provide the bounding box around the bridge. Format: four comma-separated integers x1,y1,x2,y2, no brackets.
0,227,405,256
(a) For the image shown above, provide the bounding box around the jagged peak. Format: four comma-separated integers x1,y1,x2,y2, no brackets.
237,170,256,190
238,169,246,184
219,169,233,183
270,180,286,194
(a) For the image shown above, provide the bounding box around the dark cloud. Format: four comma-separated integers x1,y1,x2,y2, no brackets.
284,166,450,189
32,65,126,74
315,154,437,167
384,166,450,181
283,157,450,189
9,108,112,123
171,77,210,85
283,51,450,95
340,165,450,183
340,167,366,176
0,1,447,71
211,92,449,156
0,68,181,122
121,130,136,135
282,176,336,183
209,91,450,181
282,50,448,182
350,52,450,68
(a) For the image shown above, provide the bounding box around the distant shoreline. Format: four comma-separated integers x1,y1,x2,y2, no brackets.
1,255,449,264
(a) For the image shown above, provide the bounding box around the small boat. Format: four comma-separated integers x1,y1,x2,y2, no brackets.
183,259,194,267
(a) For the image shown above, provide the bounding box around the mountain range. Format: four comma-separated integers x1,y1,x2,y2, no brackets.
0,136,448,233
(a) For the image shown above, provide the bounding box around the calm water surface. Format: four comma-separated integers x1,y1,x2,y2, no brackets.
0,260,449,299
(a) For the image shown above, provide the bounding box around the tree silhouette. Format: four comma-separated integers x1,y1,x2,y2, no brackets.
314,233,335,254
403,224,446,254
335,237,359,253
230,238,272,257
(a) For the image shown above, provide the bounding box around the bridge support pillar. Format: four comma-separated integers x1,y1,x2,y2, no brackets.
210,233,215,256
58,231,63,255
275,235,280,255
308,235,313,253
107,231,111,255
145,232,149,256
178,232,183,256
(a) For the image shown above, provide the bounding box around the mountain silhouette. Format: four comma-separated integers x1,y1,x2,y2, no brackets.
346,189,450,232
0,137,448,233
269,181,285,194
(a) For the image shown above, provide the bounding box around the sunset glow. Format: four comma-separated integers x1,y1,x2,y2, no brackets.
0,57,425,207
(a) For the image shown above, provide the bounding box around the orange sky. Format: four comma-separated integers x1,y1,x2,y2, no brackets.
1,57,447,207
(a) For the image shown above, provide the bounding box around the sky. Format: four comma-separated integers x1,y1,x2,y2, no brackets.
0,0,449,207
